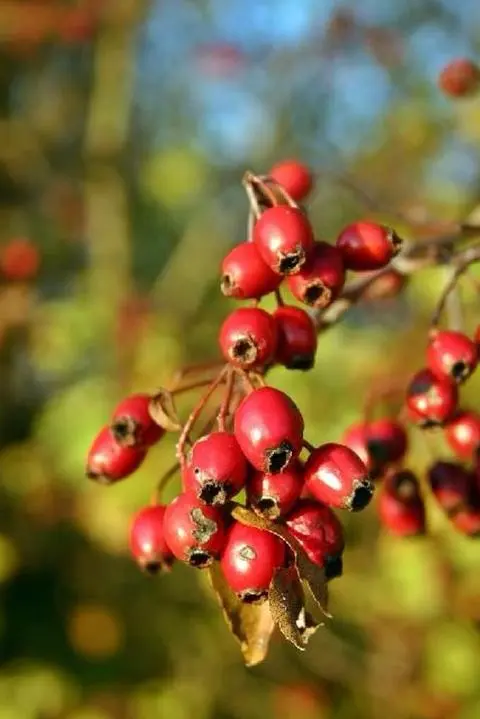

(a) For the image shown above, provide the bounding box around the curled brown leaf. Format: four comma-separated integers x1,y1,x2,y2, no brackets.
149,388,182,432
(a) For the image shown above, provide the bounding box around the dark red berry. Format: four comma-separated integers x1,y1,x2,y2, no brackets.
341,422,371,469
220,521,286,602
438,58,480,98
247,462,304,519
162,492,226,568
220,242,281,300
111,393,164,449
405,368,458,426
273,304,318,370
444,410,480,460
234,386,304,473
304,443,373,511
269,159,313,202
287,241,345,309
428,460,472,515
219,306,278,369
86,426,146,484
427,330,478,384
366,418,408,466
184,431,248,505
253,205,315,275
378,470,425,537
336,221,402,272
129,504,174,573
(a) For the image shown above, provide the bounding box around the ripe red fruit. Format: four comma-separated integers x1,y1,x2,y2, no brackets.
428,460,472,515
129,504,174,573
234,386,304,473
378,470,425,537
269,159,313,202
438,58,480,98
444,410,480,460
162,492,226,568
247,462,304,519
336,221,402,272
86,426,146,484
366,418,408,466
285,499,345,579
220,242,281,300
450,500,480,536
0,237,40,281
427,330,478,384
304,443,373,511
184,431,248,505
253,205,315,275
273,304,318,370
405,368,458,426
220,522,286,602
111,393,164,449
341,422,371,469
219,307,278,369
287,241,345,309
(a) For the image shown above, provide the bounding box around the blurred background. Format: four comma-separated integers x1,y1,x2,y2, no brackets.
1,1,480,717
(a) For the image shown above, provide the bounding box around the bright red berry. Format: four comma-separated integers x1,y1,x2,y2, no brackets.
220,242,281,300
287,241,345,309
0,237,40,281
234,386,304,473
336,221,402,272
219,307,278,369
273,304,318,370
129,504,174,573
438,58,480,98
341,422,371,469
86,426,146,484
269,159,313,202
428,461,472,515
162,492,226,568
405,368,458,426
111,393,164,449
427,330,478,384
366,418,408,466
184,431,248,505
253,206,315,275
377,470,425,537
220,521,286,602
247,462,304,519
304,443,373,511
444,410,480,460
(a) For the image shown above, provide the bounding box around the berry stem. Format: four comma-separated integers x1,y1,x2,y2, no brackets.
171,376,223,397
274,288,285,307
303,439,315,453
430,247,480,328
153,462,180,504
170,360,225,388
237,368,257,393
242,171,278,210
247,207,256,242
217,365,235,432
259,174,298,208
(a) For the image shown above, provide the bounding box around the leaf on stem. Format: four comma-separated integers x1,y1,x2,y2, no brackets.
268,565,320,650
149,388,182,432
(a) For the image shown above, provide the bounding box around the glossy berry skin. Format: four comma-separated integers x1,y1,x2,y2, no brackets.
428,461,472,515
367,418,408,466
184,432,248,505
378,470,425,537
220,242,281,300
438,58,480,98
234,387,304,474
336,221,402,272
253,206,315,275
287,241,345,309
427,330,478,384
162,492,226,568
219,306,278,369
111,393,164,448
269,159,313,202
405,368,458,426
86,426,146,484
220,522,286,602
444,411,480,460
285,499,345,579
304,443,373,512
247,462,304,519
129,505,174,573
273,305,317,370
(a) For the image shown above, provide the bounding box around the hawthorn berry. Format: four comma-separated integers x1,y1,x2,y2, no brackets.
219,306,278,369
269,159,313,202
366,418,408,467
438,58,480,98
247,462,304,519
220,521,286,602
336,221,402,272
428,460,472,515
444,410,480,460
273,305,318,370
378,470,425,537
220,242,281,300
129,504,174,573
162,492,226,568
341,422,371,469
0,237,40,281
253,205,315,275
427,330,478,384
184,431,248,505
405,368,458,426
86,426,146,484
287,241,345,309
234,386,304,473
304,443,373,511
111,393,164,449
450,500,480,536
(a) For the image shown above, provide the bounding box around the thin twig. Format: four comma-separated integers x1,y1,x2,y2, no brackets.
430,246,480,328
217,366,235,432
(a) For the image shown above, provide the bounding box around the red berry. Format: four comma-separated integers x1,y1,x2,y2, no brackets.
162,492,226,568
0,237,40,281
269,159,313,202
234,386,304,473
129,504,174,573
247,462,304,519
287,241,345,309
253,206,315,275
444,410,480,460
341,422,371,469
111,393,164,449
273,304,317,370
336,221,402,272
220,521,286,602
438,58,480,98
378,470,425,537
86,426,146,484
220,242,281,300
450,501,480,536
219,306,278,369
366,418,408,466
427,330,478,384
428,461,472,515
285,499,344,579
405,368,458,426
184,431,248,505
304,443,373,511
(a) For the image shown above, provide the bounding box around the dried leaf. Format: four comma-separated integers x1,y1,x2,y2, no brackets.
149,388,182,432
207,561,275,667
268,566,320,650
